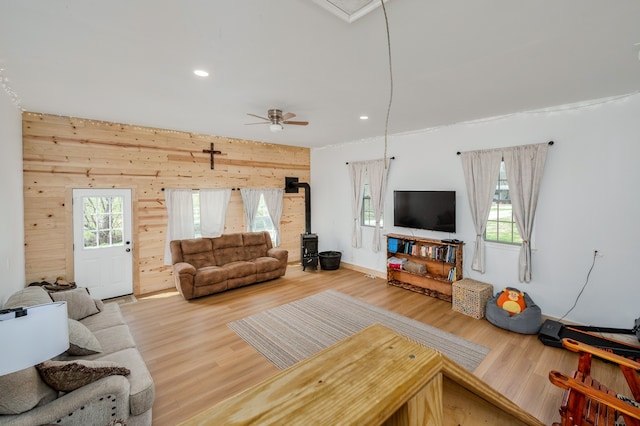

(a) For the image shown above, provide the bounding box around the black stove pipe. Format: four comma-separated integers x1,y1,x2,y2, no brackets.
285,177,311,234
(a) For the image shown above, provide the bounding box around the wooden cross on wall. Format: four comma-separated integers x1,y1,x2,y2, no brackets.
203,143,222,170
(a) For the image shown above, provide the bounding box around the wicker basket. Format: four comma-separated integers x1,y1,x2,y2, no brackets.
452,278,494,319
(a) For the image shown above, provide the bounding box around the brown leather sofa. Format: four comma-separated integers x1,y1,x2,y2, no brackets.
170,231,288,300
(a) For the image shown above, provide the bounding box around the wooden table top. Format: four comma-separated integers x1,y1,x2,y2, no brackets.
179,323,443,425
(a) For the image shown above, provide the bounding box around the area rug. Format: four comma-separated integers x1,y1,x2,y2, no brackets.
227,290,489,371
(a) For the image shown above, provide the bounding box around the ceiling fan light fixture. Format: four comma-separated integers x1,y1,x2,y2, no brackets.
270,123,284,132
193,69,209,77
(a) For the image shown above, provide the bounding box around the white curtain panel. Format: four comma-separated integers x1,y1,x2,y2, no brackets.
348,161,366,248
262,188,284,246
366,159,390,252
503,143,548,282
199,189,231,238
240,188,262,232
163,189,195,265
460,150,502,273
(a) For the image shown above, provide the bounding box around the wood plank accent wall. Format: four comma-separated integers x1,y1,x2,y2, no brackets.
22,112,310,295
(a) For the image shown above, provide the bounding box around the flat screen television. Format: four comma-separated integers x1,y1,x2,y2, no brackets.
393,190,456,233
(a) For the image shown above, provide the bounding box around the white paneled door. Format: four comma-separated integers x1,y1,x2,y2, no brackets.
73,189,133,300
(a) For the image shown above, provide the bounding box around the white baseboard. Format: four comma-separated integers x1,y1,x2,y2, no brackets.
340,261,386,279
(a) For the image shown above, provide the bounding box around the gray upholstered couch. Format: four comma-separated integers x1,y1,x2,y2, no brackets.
0,286,154,426
170,231,288,300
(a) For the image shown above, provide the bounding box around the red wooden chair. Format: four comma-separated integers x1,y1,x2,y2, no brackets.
549,338,640,426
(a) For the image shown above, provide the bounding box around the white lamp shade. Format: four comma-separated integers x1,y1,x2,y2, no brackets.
0,302,69,375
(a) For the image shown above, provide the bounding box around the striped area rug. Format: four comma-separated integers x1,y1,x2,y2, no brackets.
228,290,489,371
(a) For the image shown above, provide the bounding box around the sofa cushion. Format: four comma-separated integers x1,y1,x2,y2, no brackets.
93,325,137,355
58,324,137,362
0,367,57,415
254,257,283,273
80,302,127,332
36,360,130,393
3,286,52,309
98,348,155,416
224,261,257,279
195,265,228,287
242,232,270,259
50,287,100,320
180,238,215,269
227,274,257,290
67,319,102,356
212,233,246,264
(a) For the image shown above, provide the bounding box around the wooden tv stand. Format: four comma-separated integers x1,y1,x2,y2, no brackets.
180,324,543,426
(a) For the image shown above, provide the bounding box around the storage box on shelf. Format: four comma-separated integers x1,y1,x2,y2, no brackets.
386,233,463,302
452,278,494,319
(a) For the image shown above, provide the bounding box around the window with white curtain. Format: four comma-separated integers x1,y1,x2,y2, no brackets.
252,194,276,242
192,191,201,237
485,161,523,245
240,188,283,246
164,188,230,265
361,179,384,227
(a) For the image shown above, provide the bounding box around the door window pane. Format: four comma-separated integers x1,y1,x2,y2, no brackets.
82,196,125,249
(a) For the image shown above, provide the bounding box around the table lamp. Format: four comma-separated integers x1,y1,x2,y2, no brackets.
0,302,69,376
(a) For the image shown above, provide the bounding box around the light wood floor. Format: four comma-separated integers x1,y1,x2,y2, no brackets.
120,266,631,425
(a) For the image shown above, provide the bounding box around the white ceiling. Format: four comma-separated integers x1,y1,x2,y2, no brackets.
1,1,640,149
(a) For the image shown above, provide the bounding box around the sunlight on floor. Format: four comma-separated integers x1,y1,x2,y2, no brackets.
139,291,179,300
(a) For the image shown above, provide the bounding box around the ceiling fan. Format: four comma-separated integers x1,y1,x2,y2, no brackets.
246,109,309,132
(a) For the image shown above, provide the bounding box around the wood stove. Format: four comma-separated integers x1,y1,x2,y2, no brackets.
300,233,318,271
286,177,318,271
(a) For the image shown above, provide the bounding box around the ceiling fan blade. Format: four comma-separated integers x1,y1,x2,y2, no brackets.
283,120,309,126
246,113,270,121
244,122,271,125
281,112,296,121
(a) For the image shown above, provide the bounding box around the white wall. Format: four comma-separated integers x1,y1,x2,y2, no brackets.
311,93,640,328
0,91,25,305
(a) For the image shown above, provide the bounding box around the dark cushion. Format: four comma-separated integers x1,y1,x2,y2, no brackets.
36,360,130,392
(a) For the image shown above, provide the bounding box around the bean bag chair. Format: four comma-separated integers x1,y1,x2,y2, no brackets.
485,288,542,334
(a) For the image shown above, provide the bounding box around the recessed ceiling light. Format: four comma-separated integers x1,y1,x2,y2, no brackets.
193,69,209,77
360,115,369,120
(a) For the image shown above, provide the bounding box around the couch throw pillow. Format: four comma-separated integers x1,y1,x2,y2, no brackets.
50,287,100,320
3,286,53,309
67,319,102,356
36,360,130,392
0,367,57,415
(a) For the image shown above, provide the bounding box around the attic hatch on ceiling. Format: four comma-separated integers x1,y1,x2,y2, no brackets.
311,0,392,23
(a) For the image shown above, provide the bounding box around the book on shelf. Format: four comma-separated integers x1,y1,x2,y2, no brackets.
388,238,400,253
387,256,407,270
447,266,456,281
